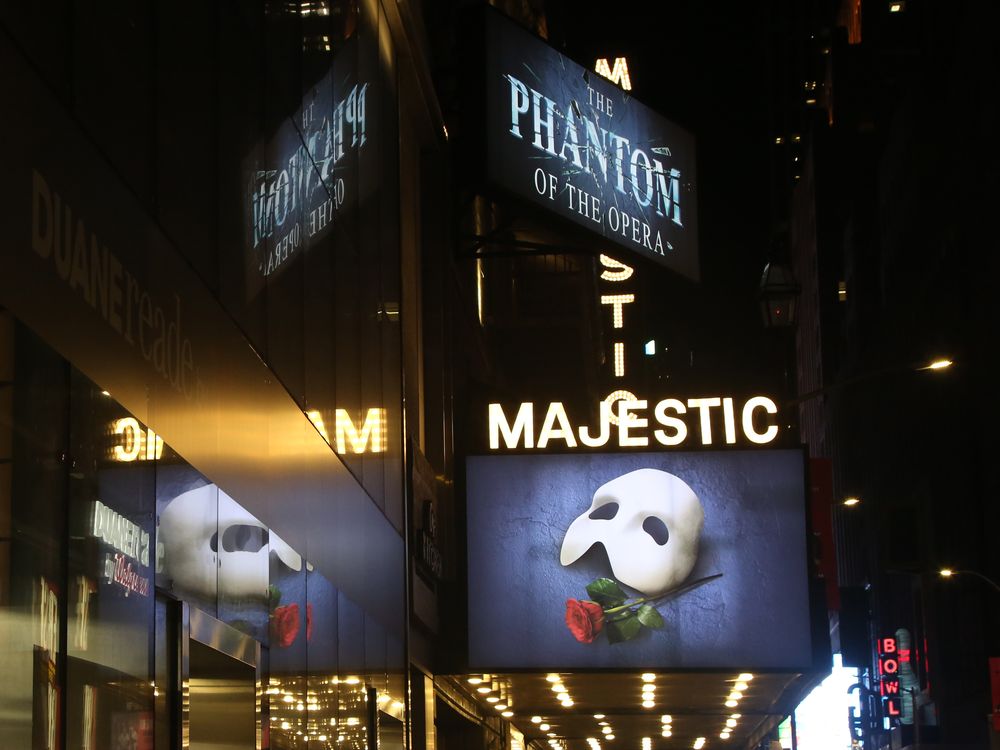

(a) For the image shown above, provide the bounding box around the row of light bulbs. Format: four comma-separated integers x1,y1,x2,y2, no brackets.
468,675,514,718
719,673,753,740
547,673,575,708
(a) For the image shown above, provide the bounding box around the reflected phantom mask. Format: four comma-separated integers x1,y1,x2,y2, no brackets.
159,485,303,599
560,468,704,596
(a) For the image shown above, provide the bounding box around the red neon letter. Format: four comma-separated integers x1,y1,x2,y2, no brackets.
881,638,896,654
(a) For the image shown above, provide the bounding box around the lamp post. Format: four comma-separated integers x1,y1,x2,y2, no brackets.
938,568,1000,595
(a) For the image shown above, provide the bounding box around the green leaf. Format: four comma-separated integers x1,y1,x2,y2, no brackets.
267,584,282,609
636,604,664,629
606,613,642,644
586,578,628,607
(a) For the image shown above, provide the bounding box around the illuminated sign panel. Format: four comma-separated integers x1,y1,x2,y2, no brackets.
595,58,632,90
466,449,811,669
486,396,779,450
485,12,699,278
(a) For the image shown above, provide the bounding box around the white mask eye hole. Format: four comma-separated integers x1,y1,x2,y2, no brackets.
588,502,620,521
221,524,268,554
642,516,669,546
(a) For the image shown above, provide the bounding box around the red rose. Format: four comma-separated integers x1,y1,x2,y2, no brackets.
306,603,314,642
565,599,604,643
271,603,301,647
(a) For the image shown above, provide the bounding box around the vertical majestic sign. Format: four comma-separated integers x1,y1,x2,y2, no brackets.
485,12,699,278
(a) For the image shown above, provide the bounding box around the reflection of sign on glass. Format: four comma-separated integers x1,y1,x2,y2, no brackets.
307,408,385,454
243,33,369,280
92,499,151,597
109,417,163,462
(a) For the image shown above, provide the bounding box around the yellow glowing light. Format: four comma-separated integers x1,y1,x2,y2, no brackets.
641,673,656,683
730,714,741,719
540,724,551,731
641,700,655,708
889,2,904,11
603,389,638,428
593,715,606,720
737,674,753,682
281,721,291,730
344,676,360,685
477,687,492,694
843,497,860,507
602,727,612,735
468,677,483,685
734,681,748,691
727,691,742,701
924,358,953,370
693,739,706,750
335,407,385,454
613,343,625,377
551,683,566,693
502,711,514,718
641,738,652,750
532,717,543,724
546,674,561,682
725,700,738,708
594,57,632,91
496,704,508,711
560,699,574,707
720,732,731,740
283,694,294,703
606,735,615,741
486,696,500,703
661,715,672,724
601,294,635,329
599,255,634,282
661,730,672,738
940,568,954,577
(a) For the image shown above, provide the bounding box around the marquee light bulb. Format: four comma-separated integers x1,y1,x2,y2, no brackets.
661,715,673,724
486,696,500,703
720,732,730,739
561,699,574,707
734,681,748,691
726,719,737,728
725,700,738,708
642,700,655,708
641,673,656,682
593,714,606,720
552,683,566,693
694,739,706,750
606,735,615,741
727,691,742,701
531,717,542,724
939,568,954,577
502,711,514,718
477,687,492,694
546,674,561,682
468,677,483,685
737,674,754,682
540,724,551,731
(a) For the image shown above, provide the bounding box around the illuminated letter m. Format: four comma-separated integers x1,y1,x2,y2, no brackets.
488,403,534,450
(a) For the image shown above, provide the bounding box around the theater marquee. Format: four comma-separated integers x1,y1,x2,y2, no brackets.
485,11,699,278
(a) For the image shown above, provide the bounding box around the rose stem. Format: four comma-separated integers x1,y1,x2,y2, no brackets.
602,573,724,616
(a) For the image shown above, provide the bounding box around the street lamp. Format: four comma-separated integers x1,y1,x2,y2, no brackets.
758,261,800,328
938,568,1000,595
788,356,955,407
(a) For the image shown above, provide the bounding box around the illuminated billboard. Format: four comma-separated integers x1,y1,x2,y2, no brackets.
485,12,698,278
466,449,811,669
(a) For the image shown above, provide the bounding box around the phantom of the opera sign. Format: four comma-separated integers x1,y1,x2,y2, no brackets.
486,12,699,278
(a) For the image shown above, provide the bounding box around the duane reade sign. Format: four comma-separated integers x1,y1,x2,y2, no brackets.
486,11,699,279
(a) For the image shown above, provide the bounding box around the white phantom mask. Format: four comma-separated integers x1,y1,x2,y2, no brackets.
159,485,303,599
560,468,704,596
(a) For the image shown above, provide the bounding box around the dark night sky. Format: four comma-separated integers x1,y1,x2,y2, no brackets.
544,1,777,289
543,1,790,388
